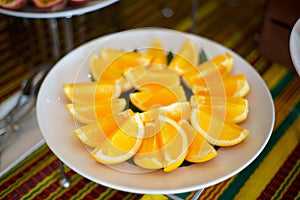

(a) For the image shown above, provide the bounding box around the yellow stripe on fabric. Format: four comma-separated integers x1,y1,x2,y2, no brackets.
2,152,57,197
97,188,117,199
45,168,83,200
19,167,61,200
262,63,288,90
272,158,300,200
222,14,260,49
174,0,219,31
141,194,168,200
70,180,97,200
233,116,300,200
199,178,234,199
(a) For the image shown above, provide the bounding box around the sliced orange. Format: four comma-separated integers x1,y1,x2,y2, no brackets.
190,95,249,123
169,39,199,75
182,52,233,88
140,101,191,122
90,54,123,82
192,74,250,98
147,38,167,65
190,108,249,146
133,122,164,169
66,98,126,124
63,81,122,104
179,120,217,163
134,116,188,172
99,48,153,74
91,113,144,164
73,109,134,147
90,54,133,92
124,64,180,91
129,86,187,111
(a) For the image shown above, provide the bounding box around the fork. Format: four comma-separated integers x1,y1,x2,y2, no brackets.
0,63,52,163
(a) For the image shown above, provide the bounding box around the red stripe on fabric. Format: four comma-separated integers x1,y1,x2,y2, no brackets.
257,143,300,200
280,171,300,200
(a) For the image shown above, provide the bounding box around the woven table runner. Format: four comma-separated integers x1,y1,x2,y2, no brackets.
1,0,300,199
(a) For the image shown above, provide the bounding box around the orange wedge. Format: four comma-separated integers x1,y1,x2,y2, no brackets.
132,122,164,169
99,48,153,74
190,95,249,123
179,120,217,163
129,86,187,111
140,101,191,122
169,39,199,75
134,116,188,172
124,64,180,91
66,98,127,124
73,109,134,147
63,81,122,104
182,52,233,88
190,108,249,146
147,38,167,65
91,113,144,164
192,74,250,98
90,54,123,81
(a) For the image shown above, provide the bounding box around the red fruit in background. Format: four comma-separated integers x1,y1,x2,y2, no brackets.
68,0,87,5
32,0,67,11
0,0,27,10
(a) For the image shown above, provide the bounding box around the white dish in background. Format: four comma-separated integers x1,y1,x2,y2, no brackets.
0,0,119,18
290,18,300,76
36,28,275,194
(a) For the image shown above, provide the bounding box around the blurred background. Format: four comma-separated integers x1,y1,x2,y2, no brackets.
0,0,299,103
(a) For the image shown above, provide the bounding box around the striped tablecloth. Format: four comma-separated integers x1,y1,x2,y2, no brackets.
1,0,299,199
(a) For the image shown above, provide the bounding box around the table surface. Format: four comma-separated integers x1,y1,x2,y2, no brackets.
0,0,299,199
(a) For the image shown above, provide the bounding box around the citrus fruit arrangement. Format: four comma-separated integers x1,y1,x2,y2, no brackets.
63,38,250,172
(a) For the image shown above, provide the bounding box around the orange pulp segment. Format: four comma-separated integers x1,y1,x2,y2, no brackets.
134,116,188,172
168,39,199,75
99,48,153,74
190,95,249,123
190,108,249,146
140,101,191,122
63,81,122,104
147,38,167,65
182,52,233,88
91,113,144,164
124,64,180,91
179,120,217,163
73,109,134,147
192,74,250,98
66,98,126,124
133,122,164,169
129,86,187,111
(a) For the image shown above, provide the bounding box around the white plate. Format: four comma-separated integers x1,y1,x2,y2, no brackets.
0,0,118,18
290,18,300,76
36,28,275,194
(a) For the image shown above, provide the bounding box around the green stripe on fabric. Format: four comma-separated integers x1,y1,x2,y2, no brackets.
70,180,97,200
271,71,295,99
272,158,300,200
98,188,116,199
19,167,60,200
218,101,300,200
46,169,82,200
